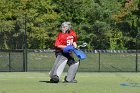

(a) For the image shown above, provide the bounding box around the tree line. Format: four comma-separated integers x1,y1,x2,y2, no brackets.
0,0,140,50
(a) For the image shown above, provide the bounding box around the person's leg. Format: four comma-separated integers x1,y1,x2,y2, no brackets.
65,61,79,83
63,53,80,83
49,53,67,83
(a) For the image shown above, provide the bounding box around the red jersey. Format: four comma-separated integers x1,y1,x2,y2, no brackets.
55,30,77,47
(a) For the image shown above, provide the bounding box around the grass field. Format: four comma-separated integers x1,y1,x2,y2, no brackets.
0,72,140,93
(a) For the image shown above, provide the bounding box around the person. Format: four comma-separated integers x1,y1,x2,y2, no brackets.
49,22,79,83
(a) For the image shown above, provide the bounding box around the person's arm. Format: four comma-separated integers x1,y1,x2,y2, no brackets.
72,30,77,48
55,32,66,49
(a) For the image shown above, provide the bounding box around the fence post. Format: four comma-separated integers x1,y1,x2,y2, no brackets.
99,51,101,72
9,51,11,72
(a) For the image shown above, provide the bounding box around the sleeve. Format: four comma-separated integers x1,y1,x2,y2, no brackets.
72,30,77,42
54,33,61,47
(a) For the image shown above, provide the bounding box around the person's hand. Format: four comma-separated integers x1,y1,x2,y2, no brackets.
63,45,74,53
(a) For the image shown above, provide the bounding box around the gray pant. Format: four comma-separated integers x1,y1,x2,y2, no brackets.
49,52,79,82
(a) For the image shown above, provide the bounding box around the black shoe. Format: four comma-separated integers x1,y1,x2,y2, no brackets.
50,75,59,83
50,78,59,83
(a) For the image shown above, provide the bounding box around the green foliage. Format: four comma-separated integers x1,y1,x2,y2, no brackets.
110,29,127,50
0,0,140,49
53,0,88,23
0,0,60,49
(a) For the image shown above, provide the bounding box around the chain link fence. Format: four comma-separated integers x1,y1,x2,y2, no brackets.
0,49,140,72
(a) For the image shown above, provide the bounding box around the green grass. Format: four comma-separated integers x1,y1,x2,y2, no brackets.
0,72,140,93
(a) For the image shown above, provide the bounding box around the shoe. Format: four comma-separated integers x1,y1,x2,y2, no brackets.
63,79,77,83
50,75,59,83
50,78,59,83
64,76,77,83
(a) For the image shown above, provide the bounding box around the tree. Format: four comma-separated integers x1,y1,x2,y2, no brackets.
111,0,139,49
83,0,124,49
0,0,60,49
0,0,140,50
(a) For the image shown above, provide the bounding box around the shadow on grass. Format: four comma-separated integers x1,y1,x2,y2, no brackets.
39,81,52,83
39,81,58,84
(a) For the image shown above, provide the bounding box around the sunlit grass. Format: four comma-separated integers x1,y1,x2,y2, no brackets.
0,72,140,93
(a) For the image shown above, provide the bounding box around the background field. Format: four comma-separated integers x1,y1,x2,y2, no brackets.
0,72,140,93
